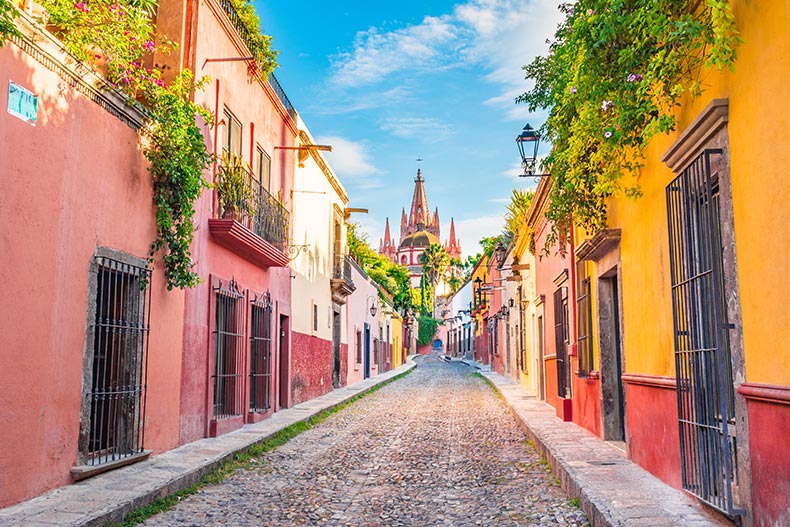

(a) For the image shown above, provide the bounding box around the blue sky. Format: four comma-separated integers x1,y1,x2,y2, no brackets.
255,0,563,256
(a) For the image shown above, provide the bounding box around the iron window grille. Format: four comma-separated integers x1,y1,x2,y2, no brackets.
666,149,741,517
356,330,362,363
85,257,151,466
213,278,245,420
554,286,571,398
249,291,273,413
576,262,594,377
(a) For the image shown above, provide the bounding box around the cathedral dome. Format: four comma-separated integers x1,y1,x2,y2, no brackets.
399,229,440,249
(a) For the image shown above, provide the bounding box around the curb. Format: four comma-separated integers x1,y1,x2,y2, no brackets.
0,359,417,527
478,370,732,527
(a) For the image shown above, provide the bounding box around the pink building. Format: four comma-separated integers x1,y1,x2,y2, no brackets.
155,0,298,441
0,16,185,506
346,260,382,384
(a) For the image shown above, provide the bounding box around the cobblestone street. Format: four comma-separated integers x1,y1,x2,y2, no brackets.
143,355,589,527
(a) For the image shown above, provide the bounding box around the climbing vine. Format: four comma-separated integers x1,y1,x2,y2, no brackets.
517,0,741,250
143,71,214,290
26,0,276,288
0,0,20,45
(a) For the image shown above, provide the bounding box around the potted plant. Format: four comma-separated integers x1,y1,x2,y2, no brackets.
215,153,256,220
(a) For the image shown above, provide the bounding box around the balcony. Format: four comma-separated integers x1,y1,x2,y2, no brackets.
330,254,356,304
209,168,290,268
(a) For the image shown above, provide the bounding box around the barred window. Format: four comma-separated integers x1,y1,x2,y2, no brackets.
213,279,245,419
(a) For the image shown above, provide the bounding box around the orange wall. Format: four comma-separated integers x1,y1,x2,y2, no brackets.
0,45,184,506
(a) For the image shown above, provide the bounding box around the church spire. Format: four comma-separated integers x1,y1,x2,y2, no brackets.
446,217,461,259
408,168,430,233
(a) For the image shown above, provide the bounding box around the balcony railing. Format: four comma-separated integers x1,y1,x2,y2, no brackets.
252,188,289,252
217,168,289,252
333,254,354,284
268,74,296,120
217,0,266,64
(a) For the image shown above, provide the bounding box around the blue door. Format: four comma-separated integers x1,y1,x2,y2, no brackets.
364,323,371,379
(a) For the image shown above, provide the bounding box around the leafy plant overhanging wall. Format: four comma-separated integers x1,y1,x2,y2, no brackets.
518,0,741,250
1,0,277,289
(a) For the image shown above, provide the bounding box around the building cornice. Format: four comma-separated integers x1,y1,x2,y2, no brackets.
9,10,147,130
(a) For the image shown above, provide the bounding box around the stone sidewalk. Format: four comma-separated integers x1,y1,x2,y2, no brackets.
0,361,415,527
469,361,735,527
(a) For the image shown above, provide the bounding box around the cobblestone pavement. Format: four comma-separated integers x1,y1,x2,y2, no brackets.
142,355,590,527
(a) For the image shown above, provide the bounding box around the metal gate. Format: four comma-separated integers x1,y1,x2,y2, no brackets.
249,291,272,413
666,149,741,517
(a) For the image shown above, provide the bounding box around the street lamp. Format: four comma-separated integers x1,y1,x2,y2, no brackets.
516,123,550,179
474,276,483,307
368,296,378,317
494,241,507,267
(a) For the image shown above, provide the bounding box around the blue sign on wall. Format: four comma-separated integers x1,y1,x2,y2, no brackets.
8,81,38,125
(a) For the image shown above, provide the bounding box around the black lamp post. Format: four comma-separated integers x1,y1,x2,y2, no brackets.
474,276,482,307
516,123,540,177
494,240,507,267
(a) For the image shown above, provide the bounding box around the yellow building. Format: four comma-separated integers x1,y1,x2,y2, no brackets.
574,3,790,524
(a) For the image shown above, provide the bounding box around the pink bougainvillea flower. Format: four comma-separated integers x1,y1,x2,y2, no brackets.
144,40,155,53
569,86,577,94
601,100,613,111
155,79,165,87
627,73,644,82
74,2,89,12
587,8,594,16
604,131,613,138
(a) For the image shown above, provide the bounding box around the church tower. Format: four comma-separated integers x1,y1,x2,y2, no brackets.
380,166,461,285
445,218,462,260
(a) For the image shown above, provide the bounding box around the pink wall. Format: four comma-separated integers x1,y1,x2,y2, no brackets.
173,0,296,444
532,218,571,411
0,45,184,506
346,263,381,384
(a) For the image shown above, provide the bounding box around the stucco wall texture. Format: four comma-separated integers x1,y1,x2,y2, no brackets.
0,45,185,506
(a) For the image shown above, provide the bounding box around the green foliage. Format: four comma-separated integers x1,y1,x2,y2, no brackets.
39,0,170,90
0,0,20,45
503,188,533,240
417,315,439,346
479,235,501,258
227,0,277,76
518,0,741,250
460,254,481,282
144,71,213,290
419,243,450,288
347,223,412,313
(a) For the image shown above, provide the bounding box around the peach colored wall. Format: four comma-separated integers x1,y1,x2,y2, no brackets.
0,45,184,506
175,0,295,444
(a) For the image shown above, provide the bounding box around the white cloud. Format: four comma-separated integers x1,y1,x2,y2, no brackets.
327,0,564,120
310,86,413,116
379,117,453,141
330,15,459,88
316,136,381,187
455,214,505,257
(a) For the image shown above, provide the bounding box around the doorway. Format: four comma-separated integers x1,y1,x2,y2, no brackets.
363,323,371,379
599,273,625,442
332,309,341,388
278,314,290,409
